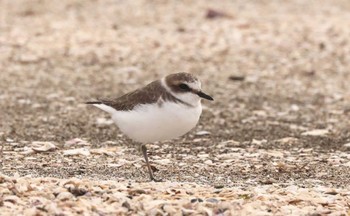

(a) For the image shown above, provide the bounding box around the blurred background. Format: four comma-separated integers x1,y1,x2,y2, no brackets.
0,0,350,182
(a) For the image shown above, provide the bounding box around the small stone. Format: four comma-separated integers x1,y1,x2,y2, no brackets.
20,147,35,155
64,138,90,147
214,185,224,189
90,148,117,156
206,198,219,203
56,192,74,201
251,139,267,146
252,110,267,117
6,138,14,143
229,75,245,81
163,204,177,214
217,140,240,148
128,189,147,196
290,104,300,111
301,129,329,137
204,160,213,165
276,137,299,145
63,148,90,156
343,161,350,167
324,190,338,195
31,141,56,152
205,8,233,19
343,143,350,149
195,131,211,136
122,201,131,210
198,154,209,158
260,178,277,185
191,198,203,203
68,187,88,197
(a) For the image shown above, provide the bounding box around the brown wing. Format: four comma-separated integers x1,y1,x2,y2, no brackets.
97,80,165,111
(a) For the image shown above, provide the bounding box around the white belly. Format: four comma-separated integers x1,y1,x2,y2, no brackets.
111,102,202,143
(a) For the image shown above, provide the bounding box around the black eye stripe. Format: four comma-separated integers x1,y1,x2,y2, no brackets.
179,83,191,91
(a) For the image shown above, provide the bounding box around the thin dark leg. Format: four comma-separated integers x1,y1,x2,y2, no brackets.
0,134,4,171
141,144,162,182
0,139,3,171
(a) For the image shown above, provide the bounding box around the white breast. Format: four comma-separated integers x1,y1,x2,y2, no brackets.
110,102,202,143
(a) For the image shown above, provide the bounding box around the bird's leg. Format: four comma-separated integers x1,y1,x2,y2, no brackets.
0,143,3,171
0,136,4,171
141,144,162,182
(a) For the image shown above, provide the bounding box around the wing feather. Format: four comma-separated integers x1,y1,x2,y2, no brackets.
88,80,164,111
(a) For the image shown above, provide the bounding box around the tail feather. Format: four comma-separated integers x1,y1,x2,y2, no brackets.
85,101,102,104
86,101,116,114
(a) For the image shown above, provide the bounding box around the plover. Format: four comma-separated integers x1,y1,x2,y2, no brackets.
86,72,213,181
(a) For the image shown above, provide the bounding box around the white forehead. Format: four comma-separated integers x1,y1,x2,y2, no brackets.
186,80,201,91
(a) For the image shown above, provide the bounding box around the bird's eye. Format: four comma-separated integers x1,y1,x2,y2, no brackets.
179,83,190,91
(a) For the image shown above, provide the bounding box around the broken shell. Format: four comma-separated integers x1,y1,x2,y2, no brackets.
31,141,56,152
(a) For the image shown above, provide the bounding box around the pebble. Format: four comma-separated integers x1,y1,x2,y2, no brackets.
56,192,74,201
63,148,91,156
204,159,213,165
191,198,204,203
206,198,219,203
251,139,267,146
195,131,211,136
65,138,91,147
343,143,350,149
301,129,329,136
31,141,56,152
0,174,348,215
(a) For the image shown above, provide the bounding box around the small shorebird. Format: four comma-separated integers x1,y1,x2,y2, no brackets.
86,72,213,181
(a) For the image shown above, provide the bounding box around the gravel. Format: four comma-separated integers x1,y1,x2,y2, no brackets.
1,0,350,214
0,174,349,215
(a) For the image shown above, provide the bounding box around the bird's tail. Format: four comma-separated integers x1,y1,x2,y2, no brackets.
85,101,116,114
85,101,102,104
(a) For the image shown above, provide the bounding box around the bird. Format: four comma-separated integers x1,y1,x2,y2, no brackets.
86,72,213,181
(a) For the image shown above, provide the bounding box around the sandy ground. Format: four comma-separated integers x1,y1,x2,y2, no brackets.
0,0,350,215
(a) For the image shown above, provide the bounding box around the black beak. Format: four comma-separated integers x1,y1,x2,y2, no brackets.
197,91,214,101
